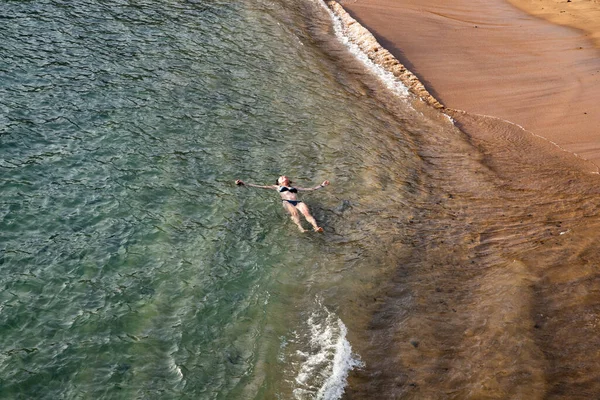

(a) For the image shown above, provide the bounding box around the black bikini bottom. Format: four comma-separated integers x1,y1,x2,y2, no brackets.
282,200,302,207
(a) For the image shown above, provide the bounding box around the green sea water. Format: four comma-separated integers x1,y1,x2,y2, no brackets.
1,0,427,398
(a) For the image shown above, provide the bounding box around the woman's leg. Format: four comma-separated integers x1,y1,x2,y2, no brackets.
296,203,323,232
283,202,306,232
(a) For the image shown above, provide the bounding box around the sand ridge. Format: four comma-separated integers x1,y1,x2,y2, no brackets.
326,1,443,109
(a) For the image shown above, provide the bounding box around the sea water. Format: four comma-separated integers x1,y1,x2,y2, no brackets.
0,0,410,397
3,0,600,399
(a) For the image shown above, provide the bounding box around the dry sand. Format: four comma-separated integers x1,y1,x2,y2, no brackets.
339,0,600,166
508,0,600,47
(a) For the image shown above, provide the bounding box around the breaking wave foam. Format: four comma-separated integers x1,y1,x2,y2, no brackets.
292,304,363,400
318,0,443,108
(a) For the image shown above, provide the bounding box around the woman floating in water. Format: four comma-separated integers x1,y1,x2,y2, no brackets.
235,175,330,232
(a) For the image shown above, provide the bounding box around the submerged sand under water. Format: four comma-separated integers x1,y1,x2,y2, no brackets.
343,107,600,399
300,1,600,398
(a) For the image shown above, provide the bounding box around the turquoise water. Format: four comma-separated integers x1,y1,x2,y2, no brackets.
1,0,427,398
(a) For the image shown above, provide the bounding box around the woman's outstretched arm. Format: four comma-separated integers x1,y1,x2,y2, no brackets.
296,180,330,191
235,180,277,189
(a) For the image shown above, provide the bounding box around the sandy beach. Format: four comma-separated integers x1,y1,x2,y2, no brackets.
339,0,600,166
508,0,600,47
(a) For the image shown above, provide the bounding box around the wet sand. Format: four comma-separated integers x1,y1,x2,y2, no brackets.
339,0,600,166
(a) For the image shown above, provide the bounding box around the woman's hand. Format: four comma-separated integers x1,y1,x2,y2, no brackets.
321,180,330,186
235,179,245,186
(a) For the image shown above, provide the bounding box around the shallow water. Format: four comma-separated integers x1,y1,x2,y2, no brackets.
2,0,600,399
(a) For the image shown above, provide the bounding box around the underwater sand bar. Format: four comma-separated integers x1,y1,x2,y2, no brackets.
338,0,600,166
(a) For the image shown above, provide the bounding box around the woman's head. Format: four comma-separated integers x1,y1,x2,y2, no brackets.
276,175,291,186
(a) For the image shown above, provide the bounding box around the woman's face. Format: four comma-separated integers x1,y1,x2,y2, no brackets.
278,176,290,186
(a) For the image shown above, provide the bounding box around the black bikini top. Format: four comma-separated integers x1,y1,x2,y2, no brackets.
278,186,298,193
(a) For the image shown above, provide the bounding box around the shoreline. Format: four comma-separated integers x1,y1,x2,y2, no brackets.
318,2,600,397
334,0,600,168
325,1,443,110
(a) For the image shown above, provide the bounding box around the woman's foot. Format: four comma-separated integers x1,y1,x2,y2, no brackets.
314,226,323,233
298,226,308,233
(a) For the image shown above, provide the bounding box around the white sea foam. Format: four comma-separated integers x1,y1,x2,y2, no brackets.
318,1,410,99
292,304,363,400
